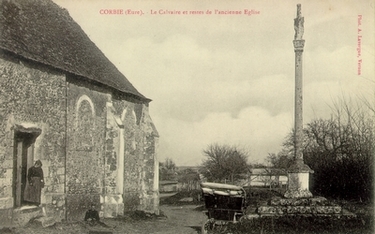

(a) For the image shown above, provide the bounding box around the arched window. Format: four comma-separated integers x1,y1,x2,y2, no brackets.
75,95,95,150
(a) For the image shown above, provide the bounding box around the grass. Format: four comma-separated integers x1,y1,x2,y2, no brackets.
223,214,373,234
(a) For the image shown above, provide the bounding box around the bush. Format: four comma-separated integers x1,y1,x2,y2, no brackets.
224,215,373,234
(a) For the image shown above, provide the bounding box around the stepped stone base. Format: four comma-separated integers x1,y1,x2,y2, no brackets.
284,188,313,199
34,216,56,227
13,206,44,226
256,197,355,217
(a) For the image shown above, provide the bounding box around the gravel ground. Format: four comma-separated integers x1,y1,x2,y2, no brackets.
5,190,372,234
6,204,207,234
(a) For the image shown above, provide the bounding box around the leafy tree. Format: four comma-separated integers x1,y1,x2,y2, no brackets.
201,143,250,183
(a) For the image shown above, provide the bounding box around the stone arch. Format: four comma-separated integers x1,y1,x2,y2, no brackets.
76,95,95,122
121,108,136,123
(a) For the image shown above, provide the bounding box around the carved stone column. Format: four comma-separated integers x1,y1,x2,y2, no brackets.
284,4,313,199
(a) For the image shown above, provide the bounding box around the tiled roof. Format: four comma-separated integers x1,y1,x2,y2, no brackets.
0,0,150,102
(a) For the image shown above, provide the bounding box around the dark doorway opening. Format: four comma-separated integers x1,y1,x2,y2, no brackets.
12,125,41,207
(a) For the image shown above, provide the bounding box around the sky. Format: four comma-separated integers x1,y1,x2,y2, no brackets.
53,0,374,166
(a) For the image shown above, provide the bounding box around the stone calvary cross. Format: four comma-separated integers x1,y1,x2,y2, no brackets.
257,5,350,219
284,4,314,199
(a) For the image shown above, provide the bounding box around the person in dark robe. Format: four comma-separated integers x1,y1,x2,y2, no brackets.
23,160,44,206
85,204,100,225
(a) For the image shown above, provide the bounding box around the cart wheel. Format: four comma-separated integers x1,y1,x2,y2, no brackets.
201,223,208,234
239,215,246,223
201,219,212,234
202,219,228,234
212,223,228,233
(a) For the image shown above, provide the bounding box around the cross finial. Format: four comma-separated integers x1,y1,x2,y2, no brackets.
297,4,301,18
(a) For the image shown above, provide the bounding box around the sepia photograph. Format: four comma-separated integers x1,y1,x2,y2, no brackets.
0,0,374,233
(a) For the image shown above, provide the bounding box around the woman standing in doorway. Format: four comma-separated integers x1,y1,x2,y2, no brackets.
24,160,44,206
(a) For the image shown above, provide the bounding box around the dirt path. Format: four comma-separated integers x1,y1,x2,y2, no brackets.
153,205,207,234
120,205,207,234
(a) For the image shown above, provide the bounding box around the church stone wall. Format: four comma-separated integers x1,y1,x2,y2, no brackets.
65,78,159,219
65,80,107,221
0,55,159,226
0,56,67,224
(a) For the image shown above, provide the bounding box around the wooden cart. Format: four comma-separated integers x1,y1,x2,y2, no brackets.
201,182,247,234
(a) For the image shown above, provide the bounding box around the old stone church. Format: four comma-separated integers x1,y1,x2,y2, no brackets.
0,0,159,226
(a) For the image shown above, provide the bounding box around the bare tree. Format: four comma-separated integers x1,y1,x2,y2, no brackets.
177,168,200,191
201,143,250,183
267,151,294,169
159,158,177,181
275,98,373,201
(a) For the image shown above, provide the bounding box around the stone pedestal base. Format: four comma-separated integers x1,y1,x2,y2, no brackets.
285,161,313,198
